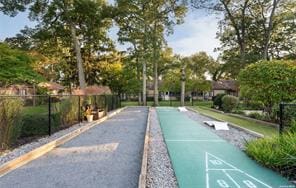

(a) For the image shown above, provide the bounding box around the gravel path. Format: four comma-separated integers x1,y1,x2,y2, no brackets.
146,108,178,188
0,123,87,166
184,109,257,150
0,107,148,188
0,109,120,166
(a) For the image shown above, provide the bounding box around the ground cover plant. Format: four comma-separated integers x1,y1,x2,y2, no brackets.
246,132,296,180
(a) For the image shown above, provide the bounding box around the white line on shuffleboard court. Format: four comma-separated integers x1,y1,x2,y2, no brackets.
205,152,210,188
208,168,237,171
166,139,225,142
223,169,241,188
206,152,272,188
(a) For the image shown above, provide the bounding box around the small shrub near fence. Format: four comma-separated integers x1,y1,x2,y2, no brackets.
0,95,121,151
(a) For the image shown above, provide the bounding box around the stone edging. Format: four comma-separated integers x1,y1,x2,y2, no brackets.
186,107,264,138
138,107,150,188
0,107,126,178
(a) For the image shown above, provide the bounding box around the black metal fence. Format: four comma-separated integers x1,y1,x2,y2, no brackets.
120,94,207,106
0,95,121,150
279,102,296,134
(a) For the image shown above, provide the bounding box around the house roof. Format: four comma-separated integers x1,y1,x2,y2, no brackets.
212,80,238,91
72,85,111,95
38,82,64,91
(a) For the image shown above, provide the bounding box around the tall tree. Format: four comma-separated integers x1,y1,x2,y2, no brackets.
116,0,186,106
147,0,186,106
0,43,44,86
115,0,151,105
4,0,113,89
192,0,251,64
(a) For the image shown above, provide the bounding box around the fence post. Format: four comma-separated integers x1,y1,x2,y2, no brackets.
111,95,114,110
48,96,51,136
192,96,194,106
279,102,284,134
78,96,81,123
118,95,121,108
104,95,107,112
170,96,172,106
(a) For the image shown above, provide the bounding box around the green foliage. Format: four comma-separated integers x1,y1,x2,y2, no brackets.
58,97,79,127
0,43,44,86
248,112,263,120
213,93,226,109
0,0,30,16
246,132,296,179
239,60,296,114
282,102,296,131
0,98,23,150
21,112,60,137
221,95,239,112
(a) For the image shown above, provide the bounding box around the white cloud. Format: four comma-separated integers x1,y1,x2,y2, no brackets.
167,13,221,59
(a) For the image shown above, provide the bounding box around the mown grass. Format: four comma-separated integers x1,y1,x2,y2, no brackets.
191,106,278,137
22,105,48,115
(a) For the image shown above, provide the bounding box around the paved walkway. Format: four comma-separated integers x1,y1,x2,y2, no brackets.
0,107,148,188
157,107,294,188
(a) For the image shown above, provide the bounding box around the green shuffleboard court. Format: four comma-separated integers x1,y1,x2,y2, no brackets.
156,107,295,188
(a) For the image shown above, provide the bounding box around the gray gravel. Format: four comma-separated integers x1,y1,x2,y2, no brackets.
146,108,178,188
0,107,148,188
0,122,87,166
0,109,120,166
184,110,257,150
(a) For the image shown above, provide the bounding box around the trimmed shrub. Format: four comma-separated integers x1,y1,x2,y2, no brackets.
213,93,226,109
21,112,60,137
246,132,296,180
232,109,245,115
248,112,263,120
221,95,239,112
0,98,23,149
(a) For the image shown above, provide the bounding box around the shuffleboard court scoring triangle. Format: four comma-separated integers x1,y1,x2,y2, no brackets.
206,152,237,170
205,152,273,188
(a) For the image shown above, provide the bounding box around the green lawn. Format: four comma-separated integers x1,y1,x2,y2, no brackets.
22,105,48,115
191,106,278,137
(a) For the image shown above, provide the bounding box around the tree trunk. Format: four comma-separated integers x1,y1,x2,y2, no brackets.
153,60,159,106
142,60,147,106
263,0,279,60
136,56,142,105
70,24,86,89
180,66,186,106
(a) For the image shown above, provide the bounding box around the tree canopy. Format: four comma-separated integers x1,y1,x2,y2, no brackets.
0,43,44,86
238,60,296,113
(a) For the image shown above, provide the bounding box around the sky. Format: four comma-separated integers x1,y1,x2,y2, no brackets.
0,7,221,59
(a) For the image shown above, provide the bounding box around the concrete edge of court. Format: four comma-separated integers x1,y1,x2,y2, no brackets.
186,107,264,138
0,107,127,178
138,107,150,188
